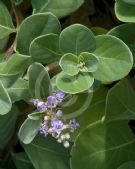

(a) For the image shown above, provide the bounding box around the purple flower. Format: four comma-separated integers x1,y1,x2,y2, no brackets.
56,110,63,117
47,96,58,109
37,101,47,112
69,119,80,132
51,118,64,133
30,99,39,106
54,91,65,102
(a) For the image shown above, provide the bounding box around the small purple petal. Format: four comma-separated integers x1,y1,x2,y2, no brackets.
56,110,63,117
54,91,65,101
30,99,39,106
47,96,58,108
51,118,64,133
37,101,47,112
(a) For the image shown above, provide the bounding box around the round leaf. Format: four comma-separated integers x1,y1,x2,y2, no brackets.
28,112,43,121
59,24,96,55
56,72,94,94
108,23,135,66
80,52,99,72
93,35,133,82
60,53,79,76
30,33,61,64
17,13,61,55
115,0,135,22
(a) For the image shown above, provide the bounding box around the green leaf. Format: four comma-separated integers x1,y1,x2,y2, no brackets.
80,52,99,72
28,112,43,121
0,81,11,115
93,35,133,82
59,24,96,55
118,161,135,169
71,121,135,169
30,33,61,64
32,0,85,18
22,134,70,169
105,79,135,122
60,53,79,76
56,72,94,94
28,63,52,99
0,1,15,39
7,78,31,103
0,105,19,150
31,0,49,13
0,53,32,76
18,118,42,144
12,152,34,169
108,23,135,66
115,0,135,22
0,36,9,52
62,86,108,140
16,13,61,55
0,53,32,88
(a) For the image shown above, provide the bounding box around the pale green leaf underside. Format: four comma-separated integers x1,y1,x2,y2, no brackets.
115,0,135,22
56,72,94,94
60,53,79,76
18,118,42,144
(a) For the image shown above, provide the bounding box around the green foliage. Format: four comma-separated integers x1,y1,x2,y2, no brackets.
0,1,135,169
30,33,61,64
22,134,70,169
115,0,135,22
0,1,15,39
32,0,85,18
108,23,135,66
71,121,135,169
16,13,61,55
28,62,52,99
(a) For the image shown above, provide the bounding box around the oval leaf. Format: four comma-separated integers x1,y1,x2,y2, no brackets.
56,72,94,94
0,81,12,115
17,13,61,55
108,23,135,66
0,1,15,39
59,24,96,55
28,63,52,99
93,35,133,82
28,112,43,121
60,53,79,76
18,118,42,144
115,0,135,22
30,33,61,64
80,52,99,72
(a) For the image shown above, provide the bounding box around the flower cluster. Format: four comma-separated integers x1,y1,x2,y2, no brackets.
30,91,80,148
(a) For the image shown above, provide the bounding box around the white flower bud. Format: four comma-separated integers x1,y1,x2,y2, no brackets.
60,134,66,140
57,139,62,143
44,116,50,121
64,141,70,148
65,133,70,139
